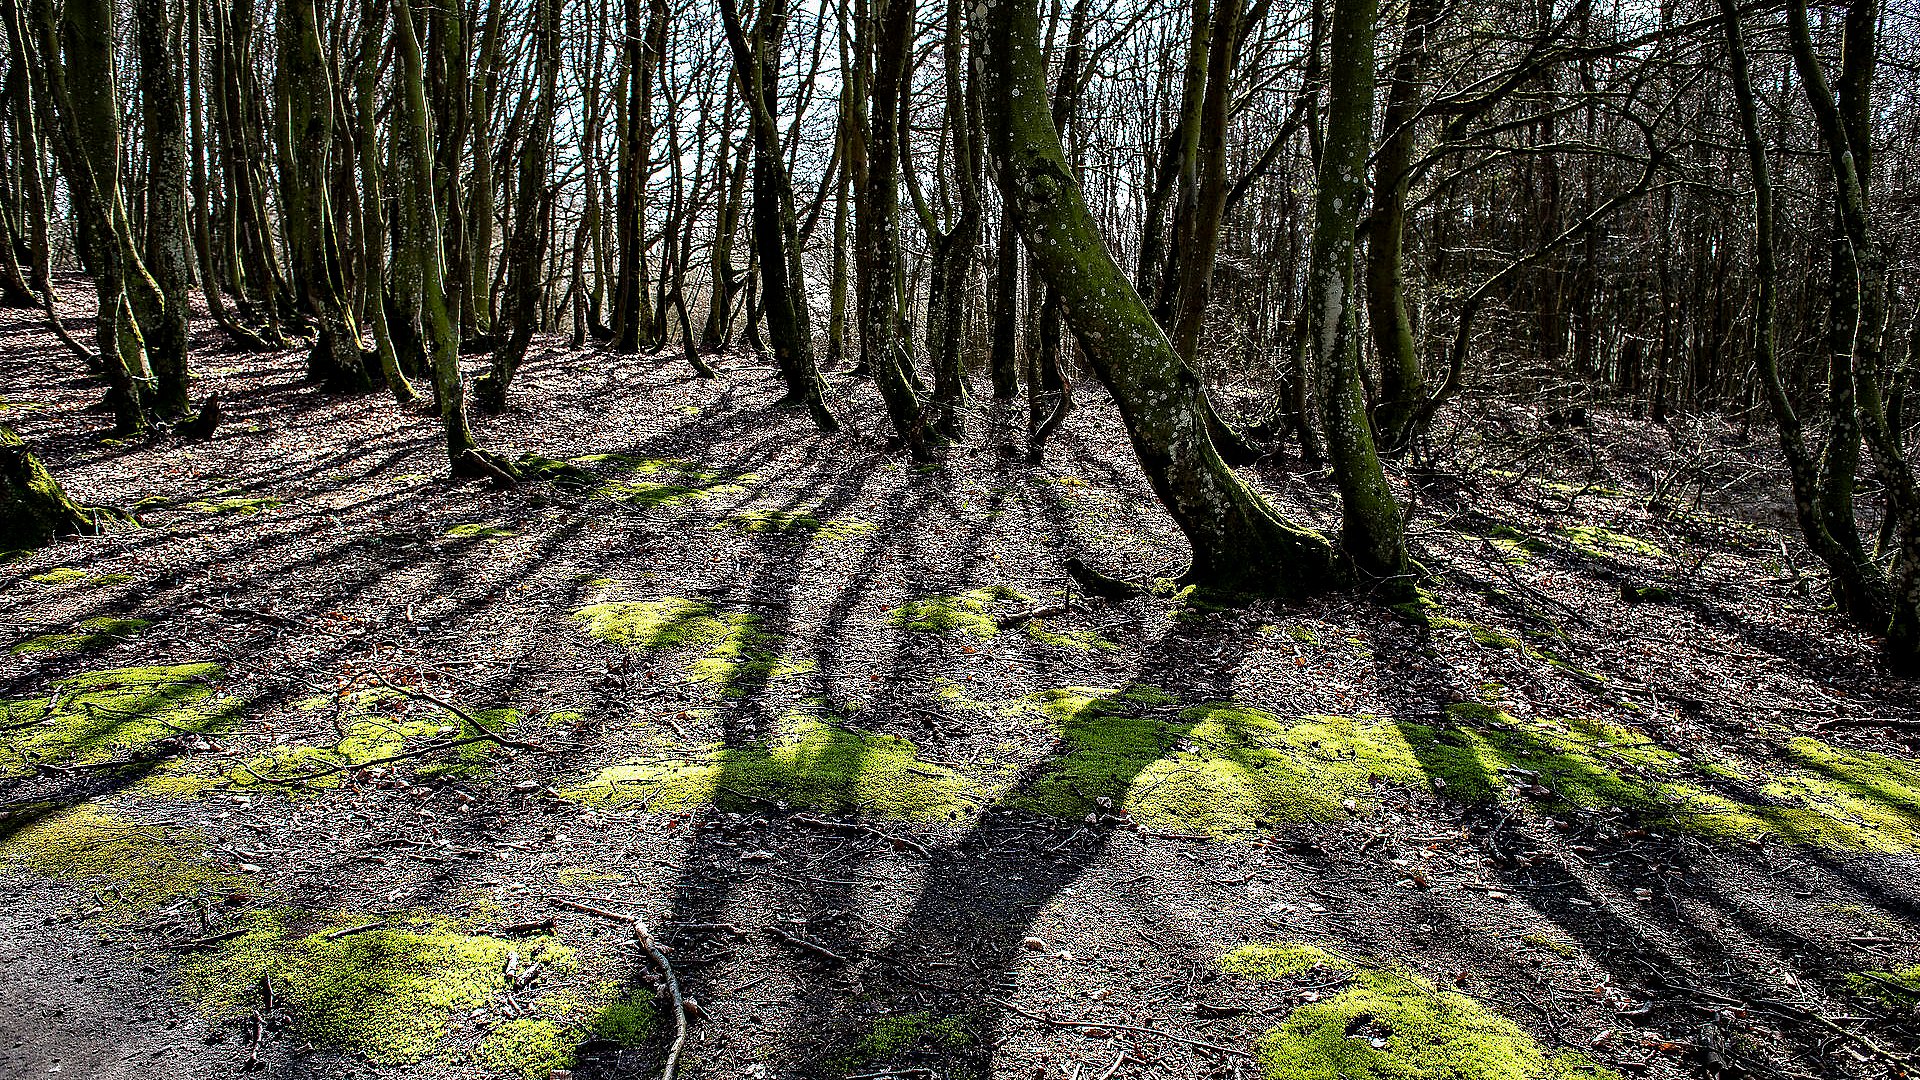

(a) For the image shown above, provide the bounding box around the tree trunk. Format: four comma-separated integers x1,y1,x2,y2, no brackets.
985,0,1339,594
480,0,561,409
1363,0,1438,451
1306,0,1408,581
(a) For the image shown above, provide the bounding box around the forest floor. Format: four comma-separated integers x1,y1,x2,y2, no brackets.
4,290,1920,1080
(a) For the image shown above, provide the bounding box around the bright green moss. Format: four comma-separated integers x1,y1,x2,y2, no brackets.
0,662,230,777
587,457,756,507
1427,616,1523,651
1558,525,1666,560
1014,693,1441,835
1846,966,1920,1009
725,508,874,541
0,805,243,916
1023,620,1116,651
178,909,576,1067
473,985,656,1078
141,704,517,796
514,452,596,487
10,615,152,654
1222,944,1611,1080
574,599,813,694
889,587,1029,639
445,522,517,540
28,567,88,584
563,715,983,820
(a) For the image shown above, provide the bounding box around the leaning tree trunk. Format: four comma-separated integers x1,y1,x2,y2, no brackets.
393,0,511,481
354,0,418,403
1305,0,1409,582
984,0,1339,595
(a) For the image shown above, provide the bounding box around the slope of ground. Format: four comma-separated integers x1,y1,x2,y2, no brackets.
4,292,1919,1080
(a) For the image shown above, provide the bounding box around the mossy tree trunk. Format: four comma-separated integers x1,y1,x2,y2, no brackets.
1305,0,1408,582
393,0,508,480
984,0,1339,595
36,0,156,433
1362,0,1438,452
465,0,504,340
1785,0,1918,672
611,0,662,354
0,426,124,550
718,0,839,432
277,0,371,392
134,0,193,416
353,0,420,404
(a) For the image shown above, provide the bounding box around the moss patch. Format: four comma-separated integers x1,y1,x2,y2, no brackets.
28,567,88,584
178,908,576,1067
1558,525,1665,560
574,598,813,694
0,663,231,777
444,522,518,541
564,713,983,820
1221,944,1610,1080
10,614,152,654
849,1010,973,1064
583,456,757,507
890,587,1107,649
180,493,284,516
142,696,517,796
1846,965,1920,1009
0,805,244,917
724,507,874,541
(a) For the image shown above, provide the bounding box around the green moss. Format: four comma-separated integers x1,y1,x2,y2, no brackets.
28,567,88,584
585,457,756,507
855,1011,972,1060
0,662,231,777
1288,626,1320,644
180,493,283,515
724,507,874,541
0,805,244,917
1519,934,1579,960
1013,692,1441,835
474,986,656,1078
890,586,1030,639
178,909,576,1067
514,452,596,487
142,702,517,796
563,714,983,820
574,598,814,694
1222,944,1611,1080
444,522,517,540
1558,525,1665,560
1846,966,1920,1009
1023,620,1116,652
1427,616,1523,651
10,614,151,654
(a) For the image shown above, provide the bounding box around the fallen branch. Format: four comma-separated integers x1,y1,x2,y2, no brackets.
551,898,688,1080
766,925,849,964
790,813,930,855
365,670,540,751
324,920,388,940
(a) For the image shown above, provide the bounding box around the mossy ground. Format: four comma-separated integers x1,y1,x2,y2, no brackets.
10,614,151,653
0,663,230,777
1221,944,1610,1080
574,597,813,693
177,908,577,1066
0,805,245,917
890,587,1113,651
564,711,981,819
723,507,874,541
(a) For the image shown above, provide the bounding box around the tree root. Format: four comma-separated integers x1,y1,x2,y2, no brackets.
551,898,689,1080
1064,557,1147,600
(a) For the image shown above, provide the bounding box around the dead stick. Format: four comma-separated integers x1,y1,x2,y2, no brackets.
766,925,849,964
550,898,688,1080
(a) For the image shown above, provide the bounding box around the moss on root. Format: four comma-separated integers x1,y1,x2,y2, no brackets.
564,713,981,819
1221,944,1611,1080
0,662,231,777
178,492,284,516
10,614,151,654
1557,525,1665,560
444,521,518,540
574,598,813,694
177,908,577,1067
